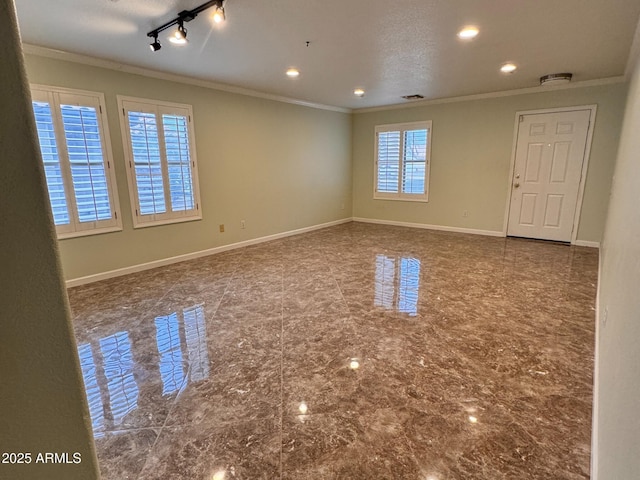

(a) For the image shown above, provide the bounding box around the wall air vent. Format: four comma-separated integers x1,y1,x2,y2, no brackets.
402,94,424,100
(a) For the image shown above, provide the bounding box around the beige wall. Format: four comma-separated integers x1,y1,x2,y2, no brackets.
0,3,99,478
594,55,640,478
352,83,628,242
24,54,352,281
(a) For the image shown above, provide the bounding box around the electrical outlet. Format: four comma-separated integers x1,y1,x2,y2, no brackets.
241,220,245,229
463,210,469,218
219,224,224,233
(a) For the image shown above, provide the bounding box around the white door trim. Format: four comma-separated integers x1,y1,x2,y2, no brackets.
502,105,598,244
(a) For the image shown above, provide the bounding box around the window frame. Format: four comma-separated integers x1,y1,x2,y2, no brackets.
117,95,202,229
30,84,122,239
373,120,432,202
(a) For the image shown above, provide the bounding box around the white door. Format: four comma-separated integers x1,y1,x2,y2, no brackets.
507,109,591,242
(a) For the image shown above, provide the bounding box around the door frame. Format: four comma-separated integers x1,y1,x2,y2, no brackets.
502,105,598,245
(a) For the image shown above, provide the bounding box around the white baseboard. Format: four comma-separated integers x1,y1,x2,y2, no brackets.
65,218,352,287
352,217,504,237
574,239,601,248
66,217,599,287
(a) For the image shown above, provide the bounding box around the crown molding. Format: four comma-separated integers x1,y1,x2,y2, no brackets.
22,43,629,115
22,43,351,114
352,76,627,114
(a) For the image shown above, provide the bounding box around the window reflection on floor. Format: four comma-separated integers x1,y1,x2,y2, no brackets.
77,343,106,438
155,312,185,396
184,305,210,383
374,255,421,316
76,303,209,436
100,332,139,426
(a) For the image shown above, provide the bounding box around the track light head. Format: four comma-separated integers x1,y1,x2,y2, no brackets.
149,34,162,51
169,22,188,44
213,5,225,23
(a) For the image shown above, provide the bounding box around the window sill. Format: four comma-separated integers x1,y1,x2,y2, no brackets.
132,214,202,229
57,225,123,240
373,195,429,203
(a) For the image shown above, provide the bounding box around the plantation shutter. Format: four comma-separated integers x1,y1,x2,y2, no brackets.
401,129,428,195
376,130,401,193
32,98,71,226
374,121,431,201
59,96,113,224
126,109,167,216
31,88,119,237
121,98,200,226
161,112,195,212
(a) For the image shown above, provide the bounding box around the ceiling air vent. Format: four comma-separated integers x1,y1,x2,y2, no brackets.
402,94,424,100
540,73,573,86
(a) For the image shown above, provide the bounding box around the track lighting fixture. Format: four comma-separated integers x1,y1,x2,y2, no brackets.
147,0,226,52
149,34,161,51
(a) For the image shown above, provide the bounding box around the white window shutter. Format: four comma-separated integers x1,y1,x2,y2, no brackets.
120,96,201,228
127,110,167,216
401,129,428,195
374,121,431,202
376,130,401,193
162,113,195,212
60,103,113,222
31,86,121,238
32,100,71,226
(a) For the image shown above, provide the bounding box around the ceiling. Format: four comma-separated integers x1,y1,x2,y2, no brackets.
14,0,640,110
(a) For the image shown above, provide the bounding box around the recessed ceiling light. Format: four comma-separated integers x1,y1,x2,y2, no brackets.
286,68,300,78
457,26,479,40
354,88,365,97
500,63,517,74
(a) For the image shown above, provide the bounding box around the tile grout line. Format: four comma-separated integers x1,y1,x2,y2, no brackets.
133,266,197,480
134,256,243,480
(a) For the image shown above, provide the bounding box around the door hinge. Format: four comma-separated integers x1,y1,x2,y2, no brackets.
122,108,125,116
99,105,102,114
114,211,117,219
135,209,139,216
129,161,132,168
196,202,199,210
519,115,524,123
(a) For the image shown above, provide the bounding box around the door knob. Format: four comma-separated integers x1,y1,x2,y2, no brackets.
514,182,520,188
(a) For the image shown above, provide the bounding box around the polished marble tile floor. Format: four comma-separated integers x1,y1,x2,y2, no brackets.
68,222,598,480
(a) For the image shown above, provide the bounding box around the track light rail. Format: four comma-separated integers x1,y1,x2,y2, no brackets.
147,0,224,39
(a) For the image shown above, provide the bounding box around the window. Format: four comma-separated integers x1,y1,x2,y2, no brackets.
118,96,201,228
31,85,121,238
374,121,432,201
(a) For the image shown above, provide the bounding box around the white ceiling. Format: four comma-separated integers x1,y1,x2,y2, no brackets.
14,0,640,109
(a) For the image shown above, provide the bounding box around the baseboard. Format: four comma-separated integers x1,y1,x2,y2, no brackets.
574,239,601,248
65,217,352,287
352,217,504,237
66,217,596,287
